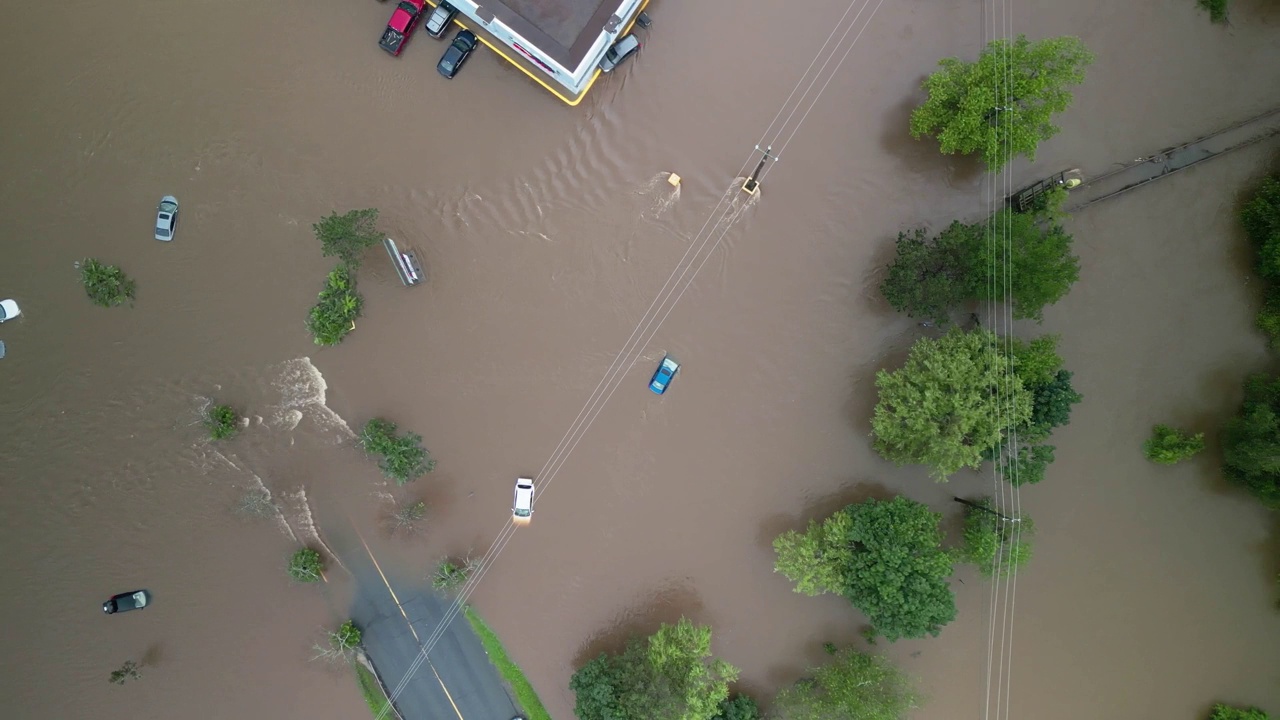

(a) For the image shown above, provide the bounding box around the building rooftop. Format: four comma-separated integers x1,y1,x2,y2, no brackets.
486,0,617,69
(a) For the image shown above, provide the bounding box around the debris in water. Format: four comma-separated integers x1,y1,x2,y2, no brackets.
667,172,681,187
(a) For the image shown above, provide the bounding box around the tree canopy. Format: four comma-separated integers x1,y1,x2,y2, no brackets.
909,35,1094,171
1243,175,1280,346
1222,373,1280,507
1143,425,1206,464
873,328,1031,479
569,617,738,720
879,222,983,325
953,498,1034,577
771,647,918,720
1208,705,1271,720
313,208,384,268
773,497,957,642
982,208,1080,321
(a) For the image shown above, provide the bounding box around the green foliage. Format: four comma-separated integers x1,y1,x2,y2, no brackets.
772,647,918,720
954,498,1034,577
464,606,553,720
999,444,1055,486
313,208,383,268
873,328,1031,479
1007,334,1063,387
359,418,435,484
712,694,759,720
1143,425,1206,464
307,264,363,346
1222,374,1280,507
1244,177,1280,346
1208,704,1270,720
569,617,738,720
1198,0,1230,23
981,208,1081,321
288,547,324,582
1258,289,1280,348
81,258,137,308
390,500,427,534
909,35,1094,171
774,497,957,642
334,620,362,650
879,223,984,325
354,663,396,718
1022,370,1083,443
109,660,141,685
432,558,475,593
205,403,240,440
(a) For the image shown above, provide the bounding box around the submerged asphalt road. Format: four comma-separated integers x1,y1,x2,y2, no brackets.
347,541,520,720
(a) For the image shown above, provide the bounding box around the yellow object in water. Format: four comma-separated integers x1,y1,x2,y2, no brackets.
667,173,682,187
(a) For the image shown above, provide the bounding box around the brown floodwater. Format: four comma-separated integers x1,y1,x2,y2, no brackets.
2,0,1279,718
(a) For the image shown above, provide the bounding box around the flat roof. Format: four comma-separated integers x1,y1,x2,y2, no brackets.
484,0,618,70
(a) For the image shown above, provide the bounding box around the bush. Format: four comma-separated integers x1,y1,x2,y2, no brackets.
205,403,240,440
1198,0,1230,24
389,500,427,534
360,418,435,484
954,498,1034,577
289,548,324,582
1222,374,1280,507
81,259,136,307
1143,424,1205,464
334,620,362,650
313,208,383,268
432,558,475,593
307,265,363,346
1208,704,1270,720
108,660,142,685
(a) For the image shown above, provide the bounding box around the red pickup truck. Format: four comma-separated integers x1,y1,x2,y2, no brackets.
379,0,428,56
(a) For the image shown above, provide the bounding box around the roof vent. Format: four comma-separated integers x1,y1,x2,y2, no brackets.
604,14,622,33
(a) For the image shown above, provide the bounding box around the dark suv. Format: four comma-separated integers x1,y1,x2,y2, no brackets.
437,29,478,78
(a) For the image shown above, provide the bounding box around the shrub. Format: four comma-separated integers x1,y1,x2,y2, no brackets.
307,265,363,346
432,558,477,593
205,403,240,440
313,208,383,268
1198,0,1230,24
1144,424,1206,464
81,259,136,307
109,660,142,685
289,548,324,582
389,500,427,534
334,620,362,650
359,418,435,484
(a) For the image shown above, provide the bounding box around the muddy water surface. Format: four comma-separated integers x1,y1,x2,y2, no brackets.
2,0,1279,719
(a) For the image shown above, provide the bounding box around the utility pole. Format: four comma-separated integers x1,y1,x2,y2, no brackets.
740,145,776,196
952,496,1019,522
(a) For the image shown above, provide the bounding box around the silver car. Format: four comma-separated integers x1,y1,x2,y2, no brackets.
155,196,179,241
599,34,640,73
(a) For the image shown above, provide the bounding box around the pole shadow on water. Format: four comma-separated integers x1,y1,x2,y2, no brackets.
880,90,986,186
754,481,895,552
570,581,704,668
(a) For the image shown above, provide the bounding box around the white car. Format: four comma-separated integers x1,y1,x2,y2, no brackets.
0,299,20,322
155,196,179,241
512,477,534,523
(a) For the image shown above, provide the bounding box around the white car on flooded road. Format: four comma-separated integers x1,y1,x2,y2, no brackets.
155,195,179,241
0,298,20,322
512,477,534,523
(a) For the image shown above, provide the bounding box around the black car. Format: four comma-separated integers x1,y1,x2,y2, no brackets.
424,1,458,39
103,590,150,614
437,29,477,79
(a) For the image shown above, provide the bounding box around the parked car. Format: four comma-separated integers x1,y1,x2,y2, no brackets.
155,195,179,241
648,354,679,395
103,590,150,615
599,33,640,73
437,29,477,79
424,1,458,39
0,299,20,323
379,0,428,56
512,477,534,522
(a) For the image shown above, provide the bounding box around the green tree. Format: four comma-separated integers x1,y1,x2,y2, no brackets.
1223,374,1280,507
1022,370,1082,442
81,259,137,308
313,208,383,268
873,328,1031,479
109,659,142,685
1208,704,1270,720
288,547,324,582
981,207,1081,321
205,403,240,440
998,443,1055,486
712,694,758,720
909,35,1094,171
569,617,738,720
772,647,918,720
1198,0,1230,23
879,222,983,325
359,418,435,484
774,497,957,641
1243,176,1280,345
334,620,362,650
307,264,363,346
1143,425,1206,464
954,498,1034,577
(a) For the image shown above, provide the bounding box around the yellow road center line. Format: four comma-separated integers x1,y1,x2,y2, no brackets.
428,659,467,720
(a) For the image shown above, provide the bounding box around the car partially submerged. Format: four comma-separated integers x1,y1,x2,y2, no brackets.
512,477,534,523
424,1,458,39
599,33,640,73
103,590,150,615
649,354,679,395
155,196,178,241
0,299,20,323
380,0,428,56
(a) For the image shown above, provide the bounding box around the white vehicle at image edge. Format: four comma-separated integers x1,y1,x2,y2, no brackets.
512,477,534,523
0,299,20,322
155,195,179,241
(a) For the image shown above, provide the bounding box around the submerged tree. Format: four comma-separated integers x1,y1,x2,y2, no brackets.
569,617,738,720
81,258,137,308
205,403,241,441
879,222,984,325
359,418,435,484
980,206,1081,321
313,620,363,662
313,208,384,268
1222,374,1280,507
1208,704,1271,720
954,498,1034,577
306,264,363,346
910,35,1094,170
109,660,142,685
773,497,956,641
432,556,479,593
772,647,918,720
288,547,325,582
1143,425,1206,464
1243,175,1280,346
